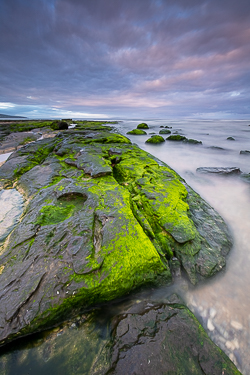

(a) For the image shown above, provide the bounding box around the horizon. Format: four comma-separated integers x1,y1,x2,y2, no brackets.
1,0,250,120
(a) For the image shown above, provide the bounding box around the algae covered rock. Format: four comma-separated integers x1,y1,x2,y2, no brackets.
146,135,165,143
0,124,232,344
159,129,171,134
167,135,187,141
126,129,147,135
137,123,149,129
92,297,240,375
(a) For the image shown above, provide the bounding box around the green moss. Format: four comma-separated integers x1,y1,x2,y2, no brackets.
36,194,86,226
159,129,171,134
145,135,165,144
137,123,149,129
19,136,36,145
166,135,187,141
127,129,147,135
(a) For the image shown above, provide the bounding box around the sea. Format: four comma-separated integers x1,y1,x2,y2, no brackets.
0,119,250,374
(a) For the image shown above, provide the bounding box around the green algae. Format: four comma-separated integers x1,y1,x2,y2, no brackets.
159,129,171,134
127,129,147,135
0,124,233,347
166,135,187,141
146,135,165,143
137,123,149,129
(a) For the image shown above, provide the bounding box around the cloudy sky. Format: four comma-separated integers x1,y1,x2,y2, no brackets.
0,0,250,119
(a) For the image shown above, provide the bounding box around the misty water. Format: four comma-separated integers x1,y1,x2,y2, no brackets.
0,119,250,374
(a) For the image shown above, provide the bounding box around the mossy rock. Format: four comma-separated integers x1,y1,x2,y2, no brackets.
0,125,232,345
137,123,149,129
166,135,187,141
184,138,202,144
127,129,147,135
159,129,171,135
146,135,165,143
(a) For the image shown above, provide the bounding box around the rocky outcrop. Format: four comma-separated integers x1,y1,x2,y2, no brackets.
0,123,232,345
92,296,240,375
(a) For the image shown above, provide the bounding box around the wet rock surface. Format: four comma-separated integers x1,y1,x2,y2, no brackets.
196,167,242,175
92,296,240,375
0,122,232,346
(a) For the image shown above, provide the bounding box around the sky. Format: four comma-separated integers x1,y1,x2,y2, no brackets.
0,0,250,119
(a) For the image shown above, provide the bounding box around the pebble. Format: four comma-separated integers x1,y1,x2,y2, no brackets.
209,307,217,319
207,319,215,331
226,341,235,350
229,353,237,365
230,320,243,330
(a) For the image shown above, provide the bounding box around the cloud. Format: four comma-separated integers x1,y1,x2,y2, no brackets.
0,0,250,118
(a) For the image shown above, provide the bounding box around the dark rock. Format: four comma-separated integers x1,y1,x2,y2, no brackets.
92,299,240,375
159,129,171,134
240,150,250,155
165,126,172,128
184,138,202,144
207,146,225,150
137,123,149,129
145,135,165,143
240,173,250,183
196,167,241,175
0,124,233,345
227,137,235,141
166,135,187,141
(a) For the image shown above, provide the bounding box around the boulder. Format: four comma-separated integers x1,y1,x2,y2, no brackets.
240,150,250,155
146,135,165,143
137,123,149,129
0,126,232,345
126,129,147,135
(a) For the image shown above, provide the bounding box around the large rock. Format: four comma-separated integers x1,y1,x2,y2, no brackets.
92,296,241,375
0,124,232,345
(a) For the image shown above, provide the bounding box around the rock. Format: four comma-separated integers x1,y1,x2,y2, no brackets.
184,138,202,144
207,146,225,150
166,135,187,141
196,167,241,175
227,137,235,141
92,299,240,375
240,150,250,155
230,321,243,330
165,126,172,129
159,129,171,134
240,173,250,183
207,318,215,331
137,123,149,129
0,124,233,344
126,129,147,135
145,135,165,143
166,135,202,144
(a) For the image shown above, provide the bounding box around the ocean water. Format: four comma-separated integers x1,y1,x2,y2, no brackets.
0,119,250,374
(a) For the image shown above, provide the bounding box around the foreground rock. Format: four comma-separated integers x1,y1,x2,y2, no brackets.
196,167,241,175
0,123,232,345
92,296,240,375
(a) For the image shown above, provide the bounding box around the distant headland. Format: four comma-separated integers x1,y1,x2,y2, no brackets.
0,113,27,119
